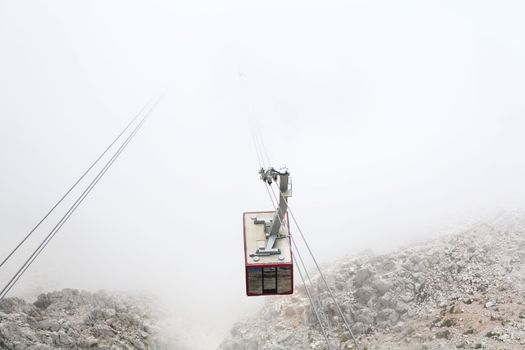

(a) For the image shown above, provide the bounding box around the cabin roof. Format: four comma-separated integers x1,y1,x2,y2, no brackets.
244,211,292,266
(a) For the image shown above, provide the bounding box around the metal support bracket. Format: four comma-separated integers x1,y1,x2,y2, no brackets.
250,167,292,257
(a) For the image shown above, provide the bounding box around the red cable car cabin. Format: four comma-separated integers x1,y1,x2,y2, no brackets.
243,211,293,296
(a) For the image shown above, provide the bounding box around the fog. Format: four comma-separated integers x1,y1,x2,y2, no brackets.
1,0,525,347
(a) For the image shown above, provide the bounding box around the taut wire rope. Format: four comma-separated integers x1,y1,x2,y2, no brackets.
0,96,161,300
0,98,155,271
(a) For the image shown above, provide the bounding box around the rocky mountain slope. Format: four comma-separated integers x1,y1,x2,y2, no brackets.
0,289,181,349
220,213,525,350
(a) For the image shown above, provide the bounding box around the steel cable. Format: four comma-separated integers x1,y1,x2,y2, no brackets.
273,185,362,350
251,124,361,349
294,256,334,350
250,126,266,170
268,186,331,332
0,96,161,300
263,182,333,350
0,98,155,271
268,187,317,294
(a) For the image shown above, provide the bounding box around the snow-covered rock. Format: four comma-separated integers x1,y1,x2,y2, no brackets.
0,289,183,349
220,212,525,350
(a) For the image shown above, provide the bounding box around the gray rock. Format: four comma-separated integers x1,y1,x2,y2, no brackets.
354,268,373,287
219,212,525,350
0,290,178,350
372,279,393,296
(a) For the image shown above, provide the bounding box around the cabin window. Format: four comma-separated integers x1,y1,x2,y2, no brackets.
247,267,263,295
262,267,277,293
277,266,292,293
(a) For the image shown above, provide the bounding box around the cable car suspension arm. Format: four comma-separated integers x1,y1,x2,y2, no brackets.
250,167,292,257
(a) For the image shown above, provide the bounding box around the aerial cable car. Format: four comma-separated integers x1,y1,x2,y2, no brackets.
243,167,293,296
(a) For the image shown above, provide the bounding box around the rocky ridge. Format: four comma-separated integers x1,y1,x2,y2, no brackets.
0,289,180,349
220,213,525,349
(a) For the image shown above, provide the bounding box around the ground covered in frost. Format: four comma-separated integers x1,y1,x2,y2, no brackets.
0,289,183,349
220,213,525,350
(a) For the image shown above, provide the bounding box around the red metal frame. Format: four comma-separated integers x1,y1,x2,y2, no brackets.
243,211,294,296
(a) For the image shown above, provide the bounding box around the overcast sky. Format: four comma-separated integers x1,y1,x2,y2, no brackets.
1,0,524,347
